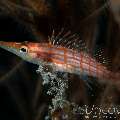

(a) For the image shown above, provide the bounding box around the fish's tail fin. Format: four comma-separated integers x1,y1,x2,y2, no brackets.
110,72,120,82
100,70,120,86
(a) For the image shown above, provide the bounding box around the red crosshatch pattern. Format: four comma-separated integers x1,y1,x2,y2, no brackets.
39,43,108,80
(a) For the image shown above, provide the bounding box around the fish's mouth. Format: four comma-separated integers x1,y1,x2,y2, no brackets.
0,44,18,54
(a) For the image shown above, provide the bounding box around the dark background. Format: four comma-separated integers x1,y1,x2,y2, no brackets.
0,0,120,120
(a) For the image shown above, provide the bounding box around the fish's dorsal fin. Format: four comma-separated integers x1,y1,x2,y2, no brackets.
49,28,89,53
93,46,112,69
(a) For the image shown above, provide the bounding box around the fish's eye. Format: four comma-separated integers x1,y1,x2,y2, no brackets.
20,46,28,53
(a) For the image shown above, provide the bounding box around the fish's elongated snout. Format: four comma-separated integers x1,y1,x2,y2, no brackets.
0,41,41,65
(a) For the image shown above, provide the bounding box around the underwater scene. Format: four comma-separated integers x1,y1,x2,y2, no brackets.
0,0,120,120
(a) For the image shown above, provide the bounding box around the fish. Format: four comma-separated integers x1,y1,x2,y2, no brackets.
0,29,119,83
0,38,119,84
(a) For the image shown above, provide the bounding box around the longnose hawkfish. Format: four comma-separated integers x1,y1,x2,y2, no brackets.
0,30,119,83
